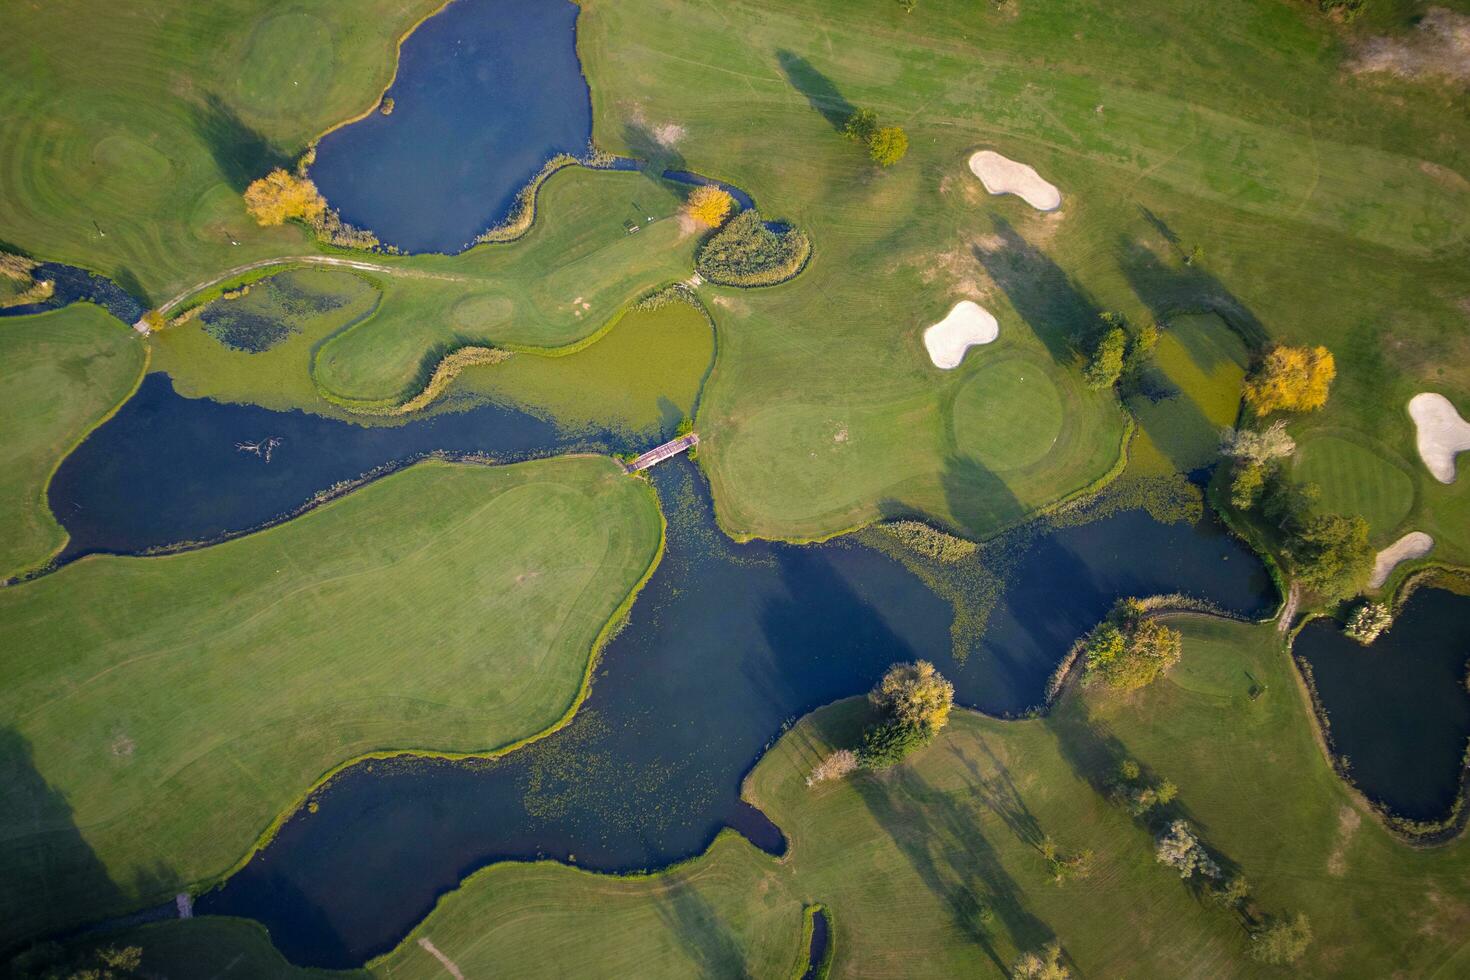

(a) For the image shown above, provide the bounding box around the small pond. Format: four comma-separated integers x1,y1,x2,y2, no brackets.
1293,587,1470,823
0,262,145,325
310,0,593,253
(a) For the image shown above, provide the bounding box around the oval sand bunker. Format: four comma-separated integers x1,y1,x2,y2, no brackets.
969,150,1062,211
1369,531,1433,589
1408,392,1470,483
924,301,999,369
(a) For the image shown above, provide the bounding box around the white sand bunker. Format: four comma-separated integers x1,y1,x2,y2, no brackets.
1408,392,1470,483
968,150,1062,212
1369,531,1434,588
923,301,999,369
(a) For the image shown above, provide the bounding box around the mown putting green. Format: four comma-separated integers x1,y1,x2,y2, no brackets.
96,615,1470,977
0,456,662,945
951,356,1063,472
1293,435,1415,540
0,304,145,579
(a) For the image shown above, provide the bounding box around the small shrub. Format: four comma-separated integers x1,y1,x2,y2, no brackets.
695,209,811,287
806,749,859,787
379,96,395,115
1344,601,1392,644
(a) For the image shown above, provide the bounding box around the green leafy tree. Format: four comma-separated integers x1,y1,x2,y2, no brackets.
843,108,878,143
858,718,933,769
1286,513,1373,599
868,126,909,167
1230,461,1267,511
869,660,955,730
1083,599,1182,691
1250,912,1313,965
1083,327,1127,390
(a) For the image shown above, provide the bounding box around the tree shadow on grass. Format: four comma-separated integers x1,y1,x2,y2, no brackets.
0,728,125,949
774,51,855,132
1122,210,1270,353
191,93,289,192
941,455,1027,539
972,217,1099,366
854,762,1053,972
654,882,752,978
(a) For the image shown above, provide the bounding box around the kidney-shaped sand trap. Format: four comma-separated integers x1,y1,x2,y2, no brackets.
1368,531,1434,588
924,301,999,369
968,150,1062,212
1408,392,1470,483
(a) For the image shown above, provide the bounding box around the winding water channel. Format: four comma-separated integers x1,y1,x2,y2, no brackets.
47,373,1274,965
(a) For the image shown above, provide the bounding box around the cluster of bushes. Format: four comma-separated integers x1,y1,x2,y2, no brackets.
1080,598,1183,692
1082,311,1158,391
695,210,812,287
879,520,977,564
842,108,908,167
805,661,954,785
1258,476,1373,599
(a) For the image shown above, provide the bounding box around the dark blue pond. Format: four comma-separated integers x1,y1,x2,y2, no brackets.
310,0,593,253
1294,587,1470,823
47,373,627,559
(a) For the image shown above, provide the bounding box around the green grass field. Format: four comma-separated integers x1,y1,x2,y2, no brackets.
0,456,662,946
0,304,146,579
86,614,1470,977
1292,433,1417,542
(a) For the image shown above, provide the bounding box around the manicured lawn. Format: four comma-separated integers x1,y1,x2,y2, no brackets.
0,456,662,946
0,304,146,579
951,356,1065,472
1292,433,1416,542
99,615,1470,978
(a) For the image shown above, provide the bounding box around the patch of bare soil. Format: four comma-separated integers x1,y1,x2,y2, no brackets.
1326,805,1360,877
1350,9,1470,82
111,734,136,758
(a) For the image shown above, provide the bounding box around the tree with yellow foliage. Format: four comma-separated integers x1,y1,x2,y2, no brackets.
683,185,734,229
1243,345,1335,416
869,659,955,731
243,169,327,227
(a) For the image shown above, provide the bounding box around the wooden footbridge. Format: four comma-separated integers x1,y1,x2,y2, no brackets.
626,432,699,472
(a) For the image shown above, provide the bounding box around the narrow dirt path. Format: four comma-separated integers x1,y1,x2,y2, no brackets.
417,937,466,980
152,255,469,317
1277,581,1300,635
